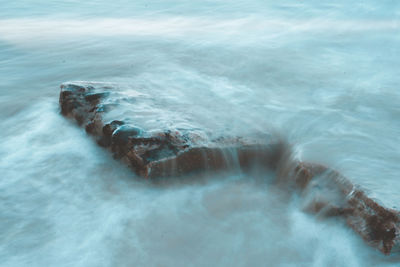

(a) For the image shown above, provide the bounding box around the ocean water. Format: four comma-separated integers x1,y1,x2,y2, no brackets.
1,1,400,266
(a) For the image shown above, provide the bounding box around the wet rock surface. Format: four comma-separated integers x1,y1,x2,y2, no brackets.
278,160,400,255
59,82,282,178
59,82,400,255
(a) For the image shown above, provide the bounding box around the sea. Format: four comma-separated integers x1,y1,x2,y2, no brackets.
1,1,400,266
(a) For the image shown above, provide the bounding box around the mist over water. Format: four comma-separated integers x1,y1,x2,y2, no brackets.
1,1,400,266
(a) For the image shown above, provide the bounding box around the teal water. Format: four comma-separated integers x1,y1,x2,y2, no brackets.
1,1,400,266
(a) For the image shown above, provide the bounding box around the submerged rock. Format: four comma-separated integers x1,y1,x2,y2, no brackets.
59,82,400,255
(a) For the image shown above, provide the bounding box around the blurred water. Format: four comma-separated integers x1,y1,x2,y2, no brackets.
1,1,400,266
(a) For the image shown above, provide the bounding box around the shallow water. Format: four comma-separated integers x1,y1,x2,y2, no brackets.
1,1,400,266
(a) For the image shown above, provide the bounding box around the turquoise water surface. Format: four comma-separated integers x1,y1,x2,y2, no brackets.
1,1,400,266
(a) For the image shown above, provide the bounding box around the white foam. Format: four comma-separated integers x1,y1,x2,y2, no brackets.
0,17,398,46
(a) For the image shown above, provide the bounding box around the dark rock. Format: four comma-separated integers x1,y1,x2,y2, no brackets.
59,81,400,255
59,82,281,178
85,92,109,102
281,161,400,255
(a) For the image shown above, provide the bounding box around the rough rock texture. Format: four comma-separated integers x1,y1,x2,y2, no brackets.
277,159,400,255
59,82,283,178
59,82,400,255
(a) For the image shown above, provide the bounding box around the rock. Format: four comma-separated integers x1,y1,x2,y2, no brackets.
278,160,400,255
59,82,283,178
59,81,400,255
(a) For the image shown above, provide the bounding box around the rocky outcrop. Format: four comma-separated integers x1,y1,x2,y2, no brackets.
277,160,400,255
59,82,283,178
59,82,400,255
